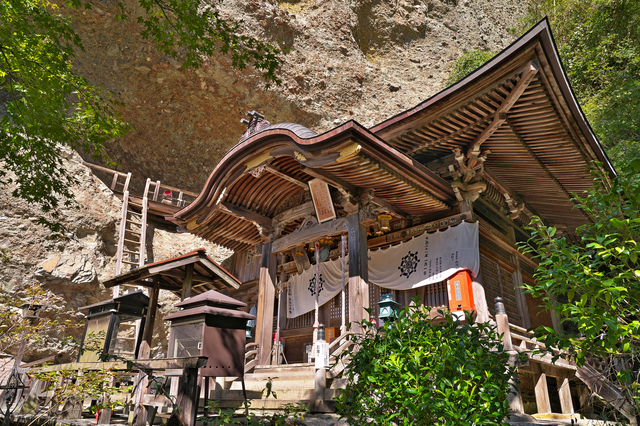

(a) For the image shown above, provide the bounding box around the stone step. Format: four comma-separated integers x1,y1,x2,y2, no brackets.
211,387,342,402
210,398,336,413
230,379,317,392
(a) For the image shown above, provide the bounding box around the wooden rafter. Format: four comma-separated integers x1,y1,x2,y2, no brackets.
466,60,539,163
505,119,592,223
264,165,309,188
220,202,272,229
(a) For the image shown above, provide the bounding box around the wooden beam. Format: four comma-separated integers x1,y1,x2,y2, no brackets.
301,166,358,196
142,278,160,347
497,60,540,114
199,257,240,289
272,217,349,253
409,115,492,155
265,165,308,188
371,196,408,218
557,375,574,415
256,243,276,365
181,264,194,300
272,201,315,226
159,268,214,283
348,214,369,334
220,202,272,229
467,60,539,159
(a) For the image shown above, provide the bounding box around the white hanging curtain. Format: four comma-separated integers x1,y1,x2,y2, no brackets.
287,256,344,319
368,221,479,290
287,221,479,318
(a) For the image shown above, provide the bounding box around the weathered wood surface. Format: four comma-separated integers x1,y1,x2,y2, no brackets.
32,357,207,373
576,363,636,422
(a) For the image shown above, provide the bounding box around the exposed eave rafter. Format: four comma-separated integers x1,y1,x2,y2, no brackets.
466,60,539,166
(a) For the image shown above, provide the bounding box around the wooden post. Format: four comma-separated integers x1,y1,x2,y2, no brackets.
534,372,552,414
132,341,151,426
495,297,524,414
557,375,574,415
181,264,194,300
168,365,199,426
142,278,160,347
256,242,276,366
348,214,369,334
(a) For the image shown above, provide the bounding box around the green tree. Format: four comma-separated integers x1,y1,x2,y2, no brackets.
519,160,640,420
335,306,516,426
447,50,496,86
515,0,640,169
0,0,282,232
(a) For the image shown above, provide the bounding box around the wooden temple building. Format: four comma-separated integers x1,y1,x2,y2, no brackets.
161,18,620,420
8,19,629,424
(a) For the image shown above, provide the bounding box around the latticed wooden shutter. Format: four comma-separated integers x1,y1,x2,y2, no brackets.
479,236,522,326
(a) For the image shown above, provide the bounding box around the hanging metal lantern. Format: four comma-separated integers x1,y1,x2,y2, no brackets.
377,293,400,327
378,214,392,232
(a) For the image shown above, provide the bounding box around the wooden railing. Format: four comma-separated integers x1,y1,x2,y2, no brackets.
244,343,259,374
286,310,315,329
81,160,198,209
19,357,206,426
142,178,199,208
82,160,131,193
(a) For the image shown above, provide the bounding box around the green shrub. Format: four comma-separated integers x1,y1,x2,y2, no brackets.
335,305,515,426
447,50,496,86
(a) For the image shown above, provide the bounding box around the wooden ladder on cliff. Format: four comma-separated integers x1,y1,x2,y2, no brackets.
113,174,150,297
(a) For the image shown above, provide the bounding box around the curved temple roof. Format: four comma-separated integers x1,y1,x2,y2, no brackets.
168,19,613,250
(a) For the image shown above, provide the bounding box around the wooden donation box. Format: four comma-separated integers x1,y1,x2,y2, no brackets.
78,291,149,362
163,290,255,377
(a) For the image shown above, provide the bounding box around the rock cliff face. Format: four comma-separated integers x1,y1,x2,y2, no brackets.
69,0,526,192
0,0,526,360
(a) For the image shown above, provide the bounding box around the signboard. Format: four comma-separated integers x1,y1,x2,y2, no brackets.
308,179,336,223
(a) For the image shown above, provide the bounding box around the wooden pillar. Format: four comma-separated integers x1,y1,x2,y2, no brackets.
169,365,199,426
181,264,194,300
495,297,524,414
557,375,574,415
512,253,531,329
142,277,160,348
256,242,277,366
534,372,552,414
347,214,369,334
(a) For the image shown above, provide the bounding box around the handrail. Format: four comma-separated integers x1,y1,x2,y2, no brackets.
81,160,129,178
328,332,355,352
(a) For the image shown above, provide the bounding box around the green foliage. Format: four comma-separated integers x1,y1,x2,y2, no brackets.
335,304,517,426
0,282,69,355
0,0,283,232
515,0,640,170
519,160,640,411
447,50,496,86
0,0,129,232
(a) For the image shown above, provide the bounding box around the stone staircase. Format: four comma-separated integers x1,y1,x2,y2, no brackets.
210,363,347,412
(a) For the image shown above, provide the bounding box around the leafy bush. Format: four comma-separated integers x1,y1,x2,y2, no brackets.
447,50,496,86
335,305,516,426
519,160,640,418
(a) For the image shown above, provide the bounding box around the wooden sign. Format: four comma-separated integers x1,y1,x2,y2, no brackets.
308,179,336,223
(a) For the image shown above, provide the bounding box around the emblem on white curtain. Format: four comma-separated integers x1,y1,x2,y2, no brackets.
308,274,325,296
398,251,420,278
